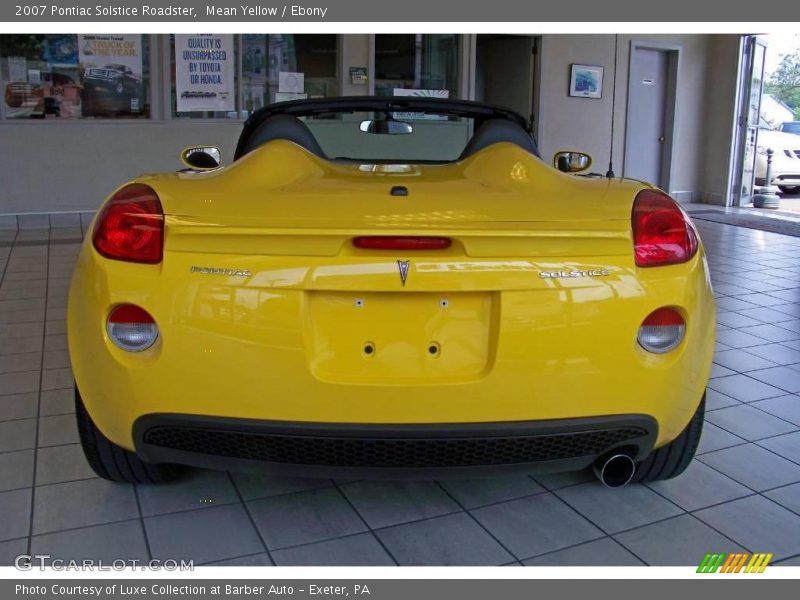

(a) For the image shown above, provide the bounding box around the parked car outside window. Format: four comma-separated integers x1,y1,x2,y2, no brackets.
756,119,800,194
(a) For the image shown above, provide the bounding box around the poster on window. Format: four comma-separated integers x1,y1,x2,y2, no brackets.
78,34,144,117
175,34,235,113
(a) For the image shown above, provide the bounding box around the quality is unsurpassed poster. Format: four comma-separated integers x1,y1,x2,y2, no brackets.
175,34,235,112
78,34,144,116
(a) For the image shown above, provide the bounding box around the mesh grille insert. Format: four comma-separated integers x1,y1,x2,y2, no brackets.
142,426,647,468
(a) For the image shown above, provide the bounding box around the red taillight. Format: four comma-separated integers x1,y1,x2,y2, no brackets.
93,183,164,264
641,307,685,327
107,304,155,325
632,190,698,267
638,307,686,353
353,236,452,251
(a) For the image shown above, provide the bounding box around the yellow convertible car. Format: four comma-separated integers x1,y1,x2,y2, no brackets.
68,97,714,487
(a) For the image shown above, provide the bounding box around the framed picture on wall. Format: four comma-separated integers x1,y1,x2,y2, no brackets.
569,64,604,99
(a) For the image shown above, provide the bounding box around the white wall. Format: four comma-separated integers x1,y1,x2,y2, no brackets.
537,34,741,204
700,35,742,205
537,35,619,178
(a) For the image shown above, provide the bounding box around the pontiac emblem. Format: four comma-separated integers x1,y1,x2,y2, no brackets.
397,260,410,286
190,266,252,277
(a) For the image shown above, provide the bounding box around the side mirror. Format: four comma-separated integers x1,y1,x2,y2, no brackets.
360,119,413,135
553,151,592,173
180,146,221,170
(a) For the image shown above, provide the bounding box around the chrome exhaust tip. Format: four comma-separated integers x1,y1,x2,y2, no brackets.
593,453,636,488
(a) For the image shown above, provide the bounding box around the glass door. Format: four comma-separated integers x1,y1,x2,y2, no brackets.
731,36,767,207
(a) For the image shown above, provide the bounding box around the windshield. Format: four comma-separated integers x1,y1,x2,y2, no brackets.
300,112,477,163
236,98,536,164
782,122,800,135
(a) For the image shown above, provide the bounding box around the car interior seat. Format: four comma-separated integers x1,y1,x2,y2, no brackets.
459,118,539,160
240,114,328,158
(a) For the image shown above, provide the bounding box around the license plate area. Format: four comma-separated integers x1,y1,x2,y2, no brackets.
306,291,497,383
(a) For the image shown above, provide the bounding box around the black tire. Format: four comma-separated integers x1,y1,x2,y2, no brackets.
75,386,181,484
778,186,799,195
632,394,705,483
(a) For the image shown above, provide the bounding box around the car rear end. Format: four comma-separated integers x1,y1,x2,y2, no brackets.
68,143,715,478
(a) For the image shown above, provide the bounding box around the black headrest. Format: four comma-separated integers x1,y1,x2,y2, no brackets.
459,118,538,160
240,114,327,159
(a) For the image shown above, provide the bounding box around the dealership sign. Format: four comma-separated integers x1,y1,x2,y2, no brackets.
175,34,235,113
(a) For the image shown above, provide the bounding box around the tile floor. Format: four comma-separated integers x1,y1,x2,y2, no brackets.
1,216,800,567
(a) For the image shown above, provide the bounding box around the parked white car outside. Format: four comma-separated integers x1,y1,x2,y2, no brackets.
757,122,800,194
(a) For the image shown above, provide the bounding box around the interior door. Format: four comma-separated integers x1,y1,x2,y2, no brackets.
625,48,669,187
732,36,767,207
475,35,535,121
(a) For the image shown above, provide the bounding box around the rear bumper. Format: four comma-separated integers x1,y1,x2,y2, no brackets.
133,413,657,478
69,246,715,453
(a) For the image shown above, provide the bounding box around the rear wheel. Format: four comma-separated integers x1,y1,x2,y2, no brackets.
75,386,181,484
632,394,705,483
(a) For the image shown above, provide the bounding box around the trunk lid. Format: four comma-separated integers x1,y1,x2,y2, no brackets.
142,141,644,259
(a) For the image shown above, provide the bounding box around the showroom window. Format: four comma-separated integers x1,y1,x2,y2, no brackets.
0,34,151,120
374,34,460,99
169,34,339,119
241,34,338,114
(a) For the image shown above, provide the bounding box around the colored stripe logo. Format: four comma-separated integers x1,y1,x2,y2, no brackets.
697,552,772,573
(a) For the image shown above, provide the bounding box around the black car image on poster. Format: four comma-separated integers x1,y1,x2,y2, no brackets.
81,63,143,116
